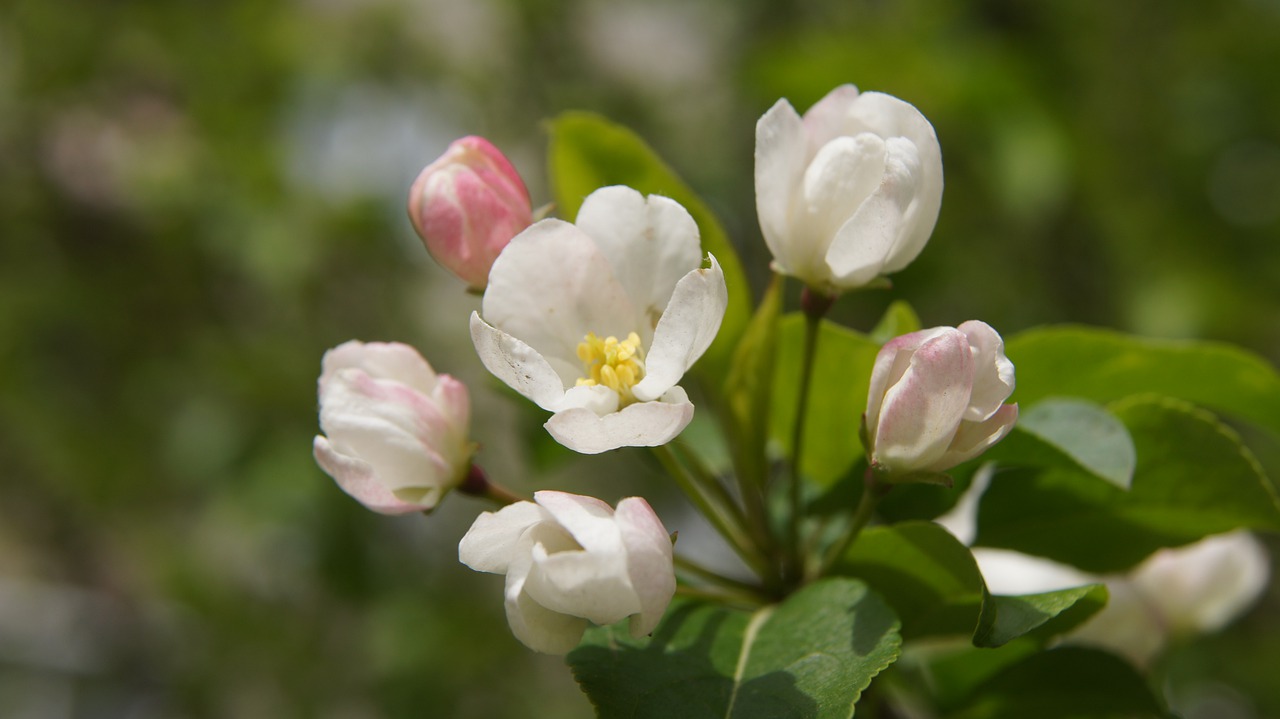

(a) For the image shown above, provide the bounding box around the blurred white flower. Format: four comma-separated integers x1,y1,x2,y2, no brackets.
459,490,676,655
755,85,943,293
865,321,1017,478
313,341,473,514
470,185,727,454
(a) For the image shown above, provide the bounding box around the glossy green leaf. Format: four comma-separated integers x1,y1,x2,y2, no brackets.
839,521,984,639
988,398,1136,489
976,395,1280,572
868,300,922,345
771,315,881,487
1007,325,1280,437
569,578,902,719
973,584,1108,648
950,646,1166,719
545,112,751,381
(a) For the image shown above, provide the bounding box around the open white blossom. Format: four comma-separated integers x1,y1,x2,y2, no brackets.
313,341,473,514
470,185,728,454
939,473,1270,666
756,85,943,293
459,490,677,655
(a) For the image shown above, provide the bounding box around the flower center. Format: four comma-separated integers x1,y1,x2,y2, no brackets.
576,331,646,405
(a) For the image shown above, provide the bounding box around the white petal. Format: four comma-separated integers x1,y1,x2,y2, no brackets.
1067,580,1166,667
543,388,695,454
470,312,570,412
754,98,809,274
319,395,454,496
847,92,943,275
615,497,676,638
872,328,974,472
535,491,624,554
575,187,702,327
972,548,1094,595
825,137,922,287
800,84,862,150
927,403,1018,473
958,320,1016,422
312,435,431,515
525,544,640,626
320,340,439,393
802,133,887,250
503,525,589,654
631,255,728,402
1133,531,1270,634
458,501,553,574
482,218,642,368
558,383,621,415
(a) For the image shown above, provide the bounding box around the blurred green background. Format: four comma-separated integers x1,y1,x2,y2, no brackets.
2,0,1279,717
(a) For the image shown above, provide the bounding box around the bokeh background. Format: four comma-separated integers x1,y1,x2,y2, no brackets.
3,0,1280,717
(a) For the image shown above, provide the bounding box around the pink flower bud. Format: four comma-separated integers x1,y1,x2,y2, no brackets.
865,320,1018,477
313,341,474,514
408,136,533,290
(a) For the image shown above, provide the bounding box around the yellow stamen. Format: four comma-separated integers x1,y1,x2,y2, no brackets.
576,331,646,405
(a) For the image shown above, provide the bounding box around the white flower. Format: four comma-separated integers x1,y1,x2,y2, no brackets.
470,185,728,454
973,533,1270,666
865,321,1018,478
313,341,473,514
755,85,943,293
458,490,677,655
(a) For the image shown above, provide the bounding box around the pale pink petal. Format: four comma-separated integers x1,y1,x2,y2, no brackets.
458,501,554,574
631,255,727,402
312,435,431,514
873,328,974,472
470,312,572,412
320,340,438,394
615,497,676,637
865,328,952,441
1134,531,1270,634
958,320,1016,422
927,403,1018,472
543,389,695,454
482,219,642,369
575,187,702,325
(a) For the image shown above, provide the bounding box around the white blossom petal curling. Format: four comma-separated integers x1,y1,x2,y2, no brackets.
755,85,943,294
471,185,727,454
313,341,474,514
458,491,676,655
865,321,1017,478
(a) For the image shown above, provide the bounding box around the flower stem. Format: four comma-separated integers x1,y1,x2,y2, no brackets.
674,554,764,595
785,286,836,583
456,463,529,505
653,444,768,578
814,467,889,578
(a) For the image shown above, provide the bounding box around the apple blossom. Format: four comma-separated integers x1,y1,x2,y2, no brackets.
408,135,533,289
973,533,1269,666
458,490,676,655
313,341,474,514
469,185,728,454
755,85,943,293
865,321,1018,478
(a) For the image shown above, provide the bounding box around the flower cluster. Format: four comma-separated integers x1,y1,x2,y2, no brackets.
307,82,1265,679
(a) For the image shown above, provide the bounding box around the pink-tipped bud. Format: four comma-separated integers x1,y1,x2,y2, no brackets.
408,136,533,290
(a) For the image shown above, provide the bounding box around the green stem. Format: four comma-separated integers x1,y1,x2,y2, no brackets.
653,445,768,578
456,463,529,506
675,584,766,608
814,467,889,578
674,554,765,595
786,287,835,582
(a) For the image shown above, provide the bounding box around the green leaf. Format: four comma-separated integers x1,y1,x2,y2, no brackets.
723,275,783,492
976,395,1280,572
1007,325,1280,438
868,300,922,345
973,584,1108,648
545,111,751,382
771,315,881,487
568,578,902,719
838,521,985,639
950,647,1166,719
989,398,1136,489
